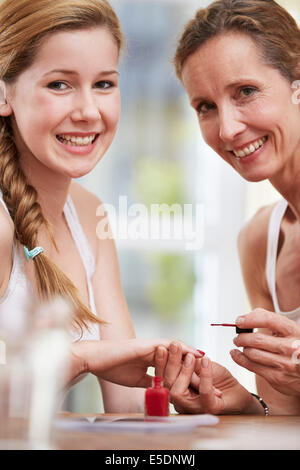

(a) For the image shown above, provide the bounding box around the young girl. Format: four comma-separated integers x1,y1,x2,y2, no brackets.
0,0,200,412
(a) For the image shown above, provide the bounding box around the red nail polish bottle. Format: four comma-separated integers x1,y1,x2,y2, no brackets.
145,376,169,417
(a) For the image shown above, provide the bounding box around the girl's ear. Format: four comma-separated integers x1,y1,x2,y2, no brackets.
0,80,12,116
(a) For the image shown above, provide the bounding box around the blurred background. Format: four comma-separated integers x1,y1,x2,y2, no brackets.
62,0,298,412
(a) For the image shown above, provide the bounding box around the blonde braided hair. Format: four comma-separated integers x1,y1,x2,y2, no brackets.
0,0,124,333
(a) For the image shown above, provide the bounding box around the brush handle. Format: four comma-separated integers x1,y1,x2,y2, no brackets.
235,326,253,334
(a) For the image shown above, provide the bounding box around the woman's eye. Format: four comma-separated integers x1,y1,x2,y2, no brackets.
197,102,215,116
240,86,257,98
47,81,68,91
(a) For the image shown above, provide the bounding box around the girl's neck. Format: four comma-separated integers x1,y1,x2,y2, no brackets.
20,154,71,227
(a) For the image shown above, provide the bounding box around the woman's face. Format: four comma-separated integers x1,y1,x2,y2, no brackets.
181,32,300,182
5,27,120,179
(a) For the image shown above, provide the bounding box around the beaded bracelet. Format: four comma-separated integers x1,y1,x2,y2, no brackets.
251,393,269,416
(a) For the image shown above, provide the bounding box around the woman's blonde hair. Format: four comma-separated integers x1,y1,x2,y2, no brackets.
0,0,124,333
174,0,300,82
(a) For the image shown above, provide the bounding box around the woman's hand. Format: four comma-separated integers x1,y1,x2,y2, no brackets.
230,309,300,396
68,338,201,389
155,343,263,415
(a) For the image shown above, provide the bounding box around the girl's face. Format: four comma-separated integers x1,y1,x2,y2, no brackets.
6,27,120,179
181,32,300,182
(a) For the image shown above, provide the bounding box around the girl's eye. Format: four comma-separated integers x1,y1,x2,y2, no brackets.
47,81,68,91
95,80,114,89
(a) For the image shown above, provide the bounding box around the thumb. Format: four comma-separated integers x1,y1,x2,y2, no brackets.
198,357,218,412
137,373,155,389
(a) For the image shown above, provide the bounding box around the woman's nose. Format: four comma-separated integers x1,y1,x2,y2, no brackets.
70,92,100,122
218,105,246,142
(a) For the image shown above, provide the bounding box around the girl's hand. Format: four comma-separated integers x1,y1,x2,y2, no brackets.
68,338,202,389
155,343,263,415
231,309,300,396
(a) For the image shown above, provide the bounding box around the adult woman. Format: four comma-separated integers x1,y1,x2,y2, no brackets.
157,0,300,415
0,0,200,412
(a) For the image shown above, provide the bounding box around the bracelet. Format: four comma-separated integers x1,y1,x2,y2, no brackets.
251,393,269,416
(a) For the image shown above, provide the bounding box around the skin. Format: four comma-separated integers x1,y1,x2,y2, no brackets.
0,26,200,412
159,31,300,415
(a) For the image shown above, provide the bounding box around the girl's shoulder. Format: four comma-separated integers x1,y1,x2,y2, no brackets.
0,203,14,298
68,181,104,259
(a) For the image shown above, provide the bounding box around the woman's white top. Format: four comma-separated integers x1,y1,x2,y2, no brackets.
0,190,100,341
266,198,300,323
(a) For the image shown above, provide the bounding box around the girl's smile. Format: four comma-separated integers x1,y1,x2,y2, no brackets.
5,27,120,179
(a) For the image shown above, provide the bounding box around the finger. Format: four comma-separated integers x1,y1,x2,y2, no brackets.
230,348,278,379
236,310,298,337
170,353,195,396
151,339,202,358
154,346,168,378
241,346,298,373
233,331,294,356
177,341,204,358
198,357,218,411
164,341,184,389
190,363,222,396
137,373,158,389
190,371,200,390
214,387,223,398
194,357,202,376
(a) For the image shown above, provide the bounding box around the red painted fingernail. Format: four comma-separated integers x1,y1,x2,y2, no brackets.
197,350,205,357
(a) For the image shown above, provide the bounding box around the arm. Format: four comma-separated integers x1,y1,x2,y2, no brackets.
69,184,143,411
68,338,200,391
93,203,145,412
72,188,200,412
0,206,14,300
236,207,300,414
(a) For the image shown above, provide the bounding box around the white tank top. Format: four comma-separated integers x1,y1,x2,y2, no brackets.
0,191,100,341
266,199,300,322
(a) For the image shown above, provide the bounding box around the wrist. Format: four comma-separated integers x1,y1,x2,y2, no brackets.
70,341,89,376
243,391,267,415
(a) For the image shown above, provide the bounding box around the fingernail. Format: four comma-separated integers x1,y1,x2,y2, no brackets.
156,346,165,359
184,354,193,366
170,343,178,354
230,349,239,357
201,357,209,368
236,315,245,325
197,349,205,358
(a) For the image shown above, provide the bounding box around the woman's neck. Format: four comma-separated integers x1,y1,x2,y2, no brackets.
270,164,300,223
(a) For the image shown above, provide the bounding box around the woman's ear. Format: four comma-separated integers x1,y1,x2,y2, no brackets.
0,80,12,116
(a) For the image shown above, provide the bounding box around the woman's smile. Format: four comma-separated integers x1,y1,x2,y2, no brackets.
182,32,300,182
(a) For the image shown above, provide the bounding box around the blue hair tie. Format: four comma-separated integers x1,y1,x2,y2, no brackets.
24,245,44,261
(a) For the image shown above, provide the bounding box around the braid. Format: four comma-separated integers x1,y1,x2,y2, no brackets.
0,0,125,333
0,117,102,334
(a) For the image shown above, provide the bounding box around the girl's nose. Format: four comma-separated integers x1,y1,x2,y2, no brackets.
70,92,100,122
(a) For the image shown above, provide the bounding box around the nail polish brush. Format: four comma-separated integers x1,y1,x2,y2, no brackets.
211,323,253,333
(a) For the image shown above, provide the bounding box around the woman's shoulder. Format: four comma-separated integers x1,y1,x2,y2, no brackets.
238,202,278,263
